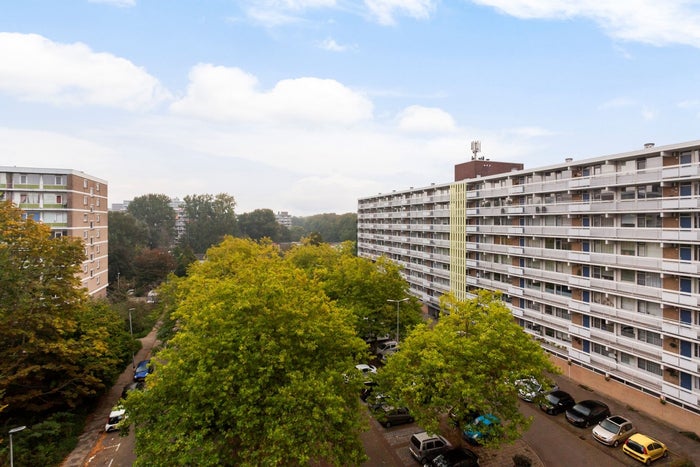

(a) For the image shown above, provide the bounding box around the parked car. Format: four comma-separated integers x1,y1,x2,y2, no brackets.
565,400,610,427
360,381,378,401
366,392,392,411
515,377,558,402
121,381,144,399
592,415,636,447
462,414,500,445
423,447,480,467
373,404,414,428
376,340,399,357
622,433,668,465
381,347,399,361
448,407,480,428
133,359,152,382
355,363,377,375
539,390,575,415
105,404,126,432
409,431,452,464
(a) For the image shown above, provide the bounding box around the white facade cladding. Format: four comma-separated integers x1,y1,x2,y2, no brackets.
358,140,700,416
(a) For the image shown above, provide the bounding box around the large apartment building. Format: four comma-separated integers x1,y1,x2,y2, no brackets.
0,167,108,297
357,140,700,428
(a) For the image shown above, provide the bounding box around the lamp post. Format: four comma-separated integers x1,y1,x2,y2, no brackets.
128,308,136,369
9,425,26,467
387,298,409,344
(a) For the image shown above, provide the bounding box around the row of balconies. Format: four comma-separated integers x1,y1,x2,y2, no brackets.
466,163,700,200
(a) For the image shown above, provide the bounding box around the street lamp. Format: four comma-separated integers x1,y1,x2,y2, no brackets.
128,308,136,369
387,298,409,344
9,425,26,467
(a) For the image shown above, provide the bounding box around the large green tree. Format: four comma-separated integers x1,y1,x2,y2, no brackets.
238,208,284,241
127,194,176,249
285,243,422,342
125,237,368,466
180,193,238,254
0,201,130,414
108,211,149,285
377,291,558,447
292,213,357,243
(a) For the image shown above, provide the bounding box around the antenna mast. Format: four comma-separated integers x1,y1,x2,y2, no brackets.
470,140,481,160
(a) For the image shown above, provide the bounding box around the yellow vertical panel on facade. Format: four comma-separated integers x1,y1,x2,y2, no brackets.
450,182,467,301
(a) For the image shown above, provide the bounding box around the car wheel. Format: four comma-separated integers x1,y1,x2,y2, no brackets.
663,450,668,458
645,459,651,466
385,421,391,428
613,440,619,447
584,421,590,428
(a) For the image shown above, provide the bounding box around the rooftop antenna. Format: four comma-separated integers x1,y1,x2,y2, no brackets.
470,140,481,160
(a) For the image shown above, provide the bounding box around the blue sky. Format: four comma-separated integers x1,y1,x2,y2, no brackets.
2,1,700,215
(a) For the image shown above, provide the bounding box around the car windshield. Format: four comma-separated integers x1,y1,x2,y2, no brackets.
545,393,559,404
573,404,591,416
599,418,620,433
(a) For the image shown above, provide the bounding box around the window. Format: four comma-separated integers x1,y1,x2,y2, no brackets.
637,357,662,376
679,151,692,165
592,317,614,332
638,301,661,317
680,246,692,262
621,187,636,200
593,267,615,281
621,326,635,338
680,215,692,229
621,242,635,256
83,231,88,239
83,213,88,223
680,277,692,294
638,214,661,228
83,195,88,206
637,271,661,288
96,183,100,192
680,183,692,197
20,174,28,184
638,330,662,346
55,175,63,185
636,158,647,171
621,214,636,227
83,179,88,188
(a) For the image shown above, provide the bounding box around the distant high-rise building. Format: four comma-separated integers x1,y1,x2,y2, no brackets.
276,211,292,228
0,167,108,297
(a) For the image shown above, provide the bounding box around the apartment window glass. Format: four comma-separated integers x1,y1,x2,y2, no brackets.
637,358,662,376
621,187,636,200
680,308,692,324
621,326,635,338
680,214,692,229
621,242,635,256
620,352,633,365
679,151,692,165
636,158,647,170
54,175,63,184
592,317,614,332
638,214,661,228
680,277,692,294
83,179,88,188
638,301,662,317
594,266,615,281
638,330,662,346
83,195,88,205
680,183,692,197
638,184,661,199
620,269,635,282
637,271,661,288
621,214,636,227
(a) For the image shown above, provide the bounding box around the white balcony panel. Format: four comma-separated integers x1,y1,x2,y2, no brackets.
509,227,524,235
568,228,590,237
466,276,478,285
568,252,591,262
569,301,590,313
568,276,590,288
508,247,524,255
569,324,591,339
569,349,591,364
507,206,524,214
569,203,591,212
569,178,591,188
509,186,525,194
508,267,523,275
662,261,699,275
508,286,524,296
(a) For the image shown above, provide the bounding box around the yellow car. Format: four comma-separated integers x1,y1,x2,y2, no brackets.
622,433,668,465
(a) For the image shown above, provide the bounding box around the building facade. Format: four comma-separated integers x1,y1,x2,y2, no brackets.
0,167,108,297
358,140,700,424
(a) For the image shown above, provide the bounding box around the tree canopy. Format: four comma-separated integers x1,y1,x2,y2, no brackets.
181,193,238,254
238,208,287,242
127,194,176,249
125,237,369,466
377,291,558,447
0,201,130,414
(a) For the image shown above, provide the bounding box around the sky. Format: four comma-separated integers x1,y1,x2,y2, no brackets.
2,1,700,216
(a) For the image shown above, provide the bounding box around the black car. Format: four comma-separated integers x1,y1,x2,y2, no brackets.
424,447,480,467
360,381,378,401
121,381,144,399
539,390,575,415
373,405,414,428
565,400,610,427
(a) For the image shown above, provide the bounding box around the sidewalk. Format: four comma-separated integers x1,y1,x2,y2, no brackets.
61,325,160,467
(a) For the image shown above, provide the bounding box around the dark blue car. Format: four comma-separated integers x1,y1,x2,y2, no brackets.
134,359,152,382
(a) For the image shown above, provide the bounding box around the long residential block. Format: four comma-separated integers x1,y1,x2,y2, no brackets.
358,140,700,427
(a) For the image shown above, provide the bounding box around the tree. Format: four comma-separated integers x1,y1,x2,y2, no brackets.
284,243,422,343
108,211,149,285
292,213,357,243
132,248,176,292
377,291,558,447
127,194,176,249
238,208,282,241
125,238,369,466
0,201,130,414
181,193,238,254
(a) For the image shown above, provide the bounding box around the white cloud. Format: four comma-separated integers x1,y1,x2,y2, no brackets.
243,0,336,27
471,1,700,48
0,33,171,110
170,63,373,125
397,105,456,133
599,97,635,110
318,37,355,52
364,0,437,25
88,0,135,6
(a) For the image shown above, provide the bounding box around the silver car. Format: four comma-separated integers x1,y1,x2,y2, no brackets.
592,415,635,447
